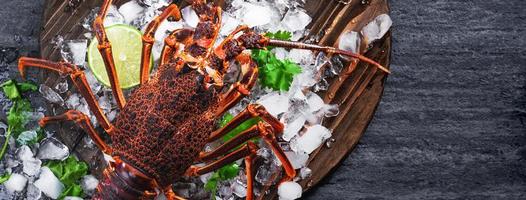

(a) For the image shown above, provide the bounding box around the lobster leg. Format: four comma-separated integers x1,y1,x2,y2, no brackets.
163,185,186,200
140,4,181,84
202,116,295,182
160,28,194,66
18,57,115,134
215,53,258,116
186,141,259,176
39,110,112,154
93,0,126,109
195,104,295,199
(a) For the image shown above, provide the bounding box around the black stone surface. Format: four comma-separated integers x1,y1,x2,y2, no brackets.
0,0,525,199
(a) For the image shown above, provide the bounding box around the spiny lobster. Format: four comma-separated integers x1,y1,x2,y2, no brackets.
17,0,389,199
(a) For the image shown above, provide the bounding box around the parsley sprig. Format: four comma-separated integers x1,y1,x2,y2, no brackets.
252,31,302,91
45,156,89,199
0,80,38,160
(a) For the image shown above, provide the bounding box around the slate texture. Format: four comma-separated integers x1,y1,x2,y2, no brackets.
0,0,525,200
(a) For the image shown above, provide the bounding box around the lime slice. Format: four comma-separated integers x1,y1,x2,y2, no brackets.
87,24,151,89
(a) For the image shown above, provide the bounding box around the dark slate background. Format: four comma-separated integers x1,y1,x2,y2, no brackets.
1,0,525,199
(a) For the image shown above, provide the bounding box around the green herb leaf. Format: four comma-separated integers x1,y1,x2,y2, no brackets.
44,156,89,199
45,156,89,187
265,30,292,41
254,30,302,91
252,49,302,91
7,99,32,137
217,163,239,180
16,82,38,93
58,184,83,200
0,80,37,161
0,173,11,184
0,80,21,100
44,157,88,199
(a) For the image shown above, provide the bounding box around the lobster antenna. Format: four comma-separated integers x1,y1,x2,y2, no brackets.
267,39,390,74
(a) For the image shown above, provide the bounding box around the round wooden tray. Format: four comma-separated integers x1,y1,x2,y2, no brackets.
39,0,391,199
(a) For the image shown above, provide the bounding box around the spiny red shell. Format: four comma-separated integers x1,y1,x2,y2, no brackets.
111,63,219,186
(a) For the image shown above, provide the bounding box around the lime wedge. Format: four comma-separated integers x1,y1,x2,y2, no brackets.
87,24,151,89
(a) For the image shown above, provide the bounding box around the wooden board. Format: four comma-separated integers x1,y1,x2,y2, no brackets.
39,0,391,199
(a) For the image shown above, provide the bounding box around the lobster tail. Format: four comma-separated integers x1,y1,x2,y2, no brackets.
92,157,158,200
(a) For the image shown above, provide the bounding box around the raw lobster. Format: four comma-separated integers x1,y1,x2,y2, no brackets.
17,0,389,199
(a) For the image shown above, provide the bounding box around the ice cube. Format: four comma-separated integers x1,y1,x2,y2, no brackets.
0,121,7,136
273,48,288,60
54,79,69,94
4,173,27,193
255,163,279,184
156,193,167,200
299,167,312,179
281,9,311,32
39,84,64,105
64,197,83,200
306,92,324,113
218,183,233,199
23,157,42,177
277,181,302,200
119,0,145,24
241,3,272,27
81,175,99,195
65,94,80,109
16,130,38,146
34,167,65,199
104,4,125,27
361,14,392,46
37,138,69,161
106,109,117,122
321,104,339,118
181,6,199,28
231,180,247,198
98,93,112,112
66,39,88,66
338,31,361,53
282,115,305,142
256,92,290,117
154,21,184,43
290,125,331,154
26,184,42,200
284,151,308,169
84,69,101,94
220,13,241,36
287,49,314,65
17,145,34,161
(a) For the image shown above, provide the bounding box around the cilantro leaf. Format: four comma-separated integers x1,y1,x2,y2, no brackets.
0,80,37,160
217,163,239,180
0,80,21,100
252,30,302,91
0,173,11,184
205,164,240,200
265,30,292,41
45,156,88,199
58,184,83,200
16,82,38,92
0,80,36,100
252,49,302,91
7,99,32,137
